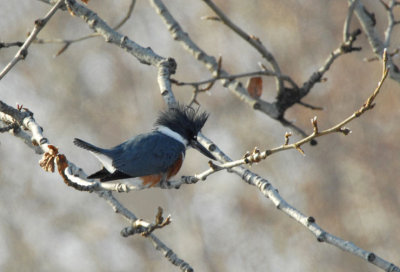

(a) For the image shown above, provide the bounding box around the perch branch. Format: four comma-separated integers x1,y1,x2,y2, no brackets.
0,99,193,272
151,2,399,265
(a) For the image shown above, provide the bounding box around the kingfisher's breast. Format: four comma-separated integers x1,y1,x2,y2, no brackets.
166,153,184,178
140,152,185,187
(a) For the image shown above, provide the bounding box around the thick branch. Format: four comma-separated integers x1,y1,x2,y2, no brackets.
351,0,400,82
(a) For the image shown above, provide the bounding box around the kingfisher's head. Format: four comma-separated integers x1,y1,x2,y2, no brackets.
155,105,216,160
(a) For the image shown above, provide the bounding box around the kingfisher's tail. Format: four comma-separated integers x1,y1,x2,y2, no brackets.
73,138,105,154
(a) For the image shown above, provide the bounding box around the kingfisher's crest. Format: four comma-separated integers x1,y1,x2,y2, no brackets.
155,105,209,141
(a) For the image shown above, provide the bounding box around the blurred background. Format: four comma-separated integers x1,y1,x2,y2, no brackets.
1,0,399,271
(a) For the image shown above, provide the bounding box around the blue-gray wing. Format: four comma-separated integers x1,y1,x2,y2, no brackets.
109,131,185,177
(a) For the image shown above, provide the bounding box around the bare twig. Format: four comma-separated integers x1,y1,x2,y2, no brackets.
121,207,171,237
63,0,177,106
35,0,137,56
0,0,64,80
172,69,293,89
194,129,400,272
113,0,137,30
201,0,284,93
344,0,358,41
98,191,193,271
297,101,324,111
300,29,362,98
0,41,24,49
194,49,390,180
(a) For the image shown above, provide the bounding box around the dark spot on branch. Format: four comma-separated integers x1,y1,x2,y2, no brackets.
317,232,326,242
34,19,45,27
20,49,28,59
367,253,376,262
310,139,318,146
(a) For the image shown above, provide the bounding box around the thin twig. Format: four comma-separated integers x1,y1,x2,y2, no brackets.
0,41,24,49
301,29,362,96
35,0,137,56
173,69,287,88
0,0,64,80
201,0,284,93
343,0,358,41
193,49,390,180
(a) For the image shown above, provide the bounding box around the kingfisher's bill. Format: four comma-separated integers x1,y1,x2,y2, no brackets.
73,105,215,189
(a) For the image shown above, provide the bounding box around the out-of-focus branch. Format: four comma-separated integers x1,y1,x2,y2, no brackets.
35,0,137,56
172,69,297,90
351,0,400,82
0,0,64,80
37,0,178,117
63,0,176,106
0,41,24,49
299,29,362,99
201,0,284,93
64,0,161,65
343,0,358,41
381,0,400,51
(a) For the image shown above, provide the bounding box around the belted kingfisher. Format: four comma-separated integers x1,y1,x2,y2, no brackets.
73,105,215,188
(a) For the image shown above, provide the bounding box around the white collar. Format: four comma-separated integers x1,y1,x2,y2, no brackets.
156,126,188,146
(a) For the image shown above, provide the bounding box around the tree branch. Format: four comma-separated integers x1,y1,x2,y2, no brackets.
201,0,284,93
0,0,64,80
351,0,400,82
193,50,389,179
170,41,397,271
0,99,194,272
35,0,137,57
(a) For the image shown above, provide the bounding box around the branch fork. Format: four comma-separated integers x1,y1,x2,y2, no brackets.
121,207,171,237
